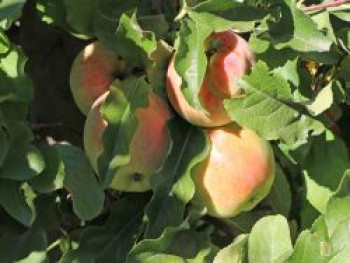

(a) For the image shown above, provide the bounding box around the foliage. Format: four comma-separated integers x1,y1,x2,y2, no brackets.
0,0,349,262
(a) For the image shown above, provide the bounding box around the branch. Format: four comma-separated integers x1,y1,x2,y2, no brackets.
302,0,350,12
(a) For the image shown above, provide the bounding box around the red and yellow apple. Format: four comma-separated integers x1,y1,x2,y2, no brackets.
83,86,171,192
191,124,275,218
166,30,255,127
70,41,129,114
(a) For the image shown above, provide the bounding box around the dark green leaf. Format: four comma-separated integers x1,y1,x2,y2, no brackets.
265,164,292,216
56,144,105,221
63,0,97,37
0,179,35,226
127,225,216,263
291,132,350,213
0,227,46,263
29,145,65,193
61,194,148,263
0,143,45,181
145,117,209,238
268,1,333,52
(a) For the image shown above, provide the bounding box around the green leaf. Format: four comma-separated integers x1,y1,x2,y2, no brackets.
248,215,293,263
147,40,172,98
56,144,105,221
16,251,47,263
325,171,350,237
213,234,248,263
329,244,350,263
0,123,9,167
268,1,333,52
63,0,97,37
0,101,28,121
145,117,209,238
192,0,241,12
61,194,148,263
192,6,270,32
291,132,350,213
0,144,45,181
287,230,330,263
174,17,211,111
330,218,350,256
0,0,25,28
0,179,35,226
36,0,67,27
98,78,151,187
226,211,266,234
0,227,46,263
188,11,240,32
93,0,142,64
224,62,325,146
306,81,335,116
127,225,216,263
29,145,65,193
0,46,33,103
0,120,44,181
272,58,300,88
264,164,292,216
116,12,158,67
138,14,169,38
0,29,10,54
303,173,333,215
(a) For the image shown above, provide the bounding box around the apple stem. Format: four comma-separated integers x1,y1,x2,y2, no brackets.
302,0,349,12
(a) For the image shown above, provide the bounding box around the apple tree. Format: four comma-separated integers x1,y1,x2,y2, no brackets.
0,0,350,262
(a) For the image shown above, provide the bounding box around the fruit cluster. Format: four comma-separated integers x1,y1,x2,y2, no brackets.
69,30,275,218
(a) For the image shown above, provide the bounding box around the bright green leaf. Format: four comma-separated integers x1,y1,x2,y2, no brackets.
248,215,293,263
213,234,248,263
287,230,330,263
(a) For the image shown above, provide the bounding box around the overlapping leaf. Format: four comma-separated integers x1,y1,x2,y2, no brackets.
145,117,209,238
61,194,149,263
224,62,325,146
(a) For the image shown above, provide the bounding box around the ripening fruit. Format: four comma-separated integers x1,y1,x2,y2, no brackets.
191,125,275,218
83,88,171,192
70,41,129,114
166,30,255,127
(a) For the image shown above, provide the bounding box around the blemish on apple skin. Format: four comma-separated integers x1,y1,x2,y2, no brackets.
133,173,143,182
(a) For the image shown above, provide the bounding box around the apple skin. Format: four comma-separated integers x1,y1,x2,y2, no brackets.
70,41,128,115
208,31,255,97
191,125,275,218
166,30,254,127
83,89,171,192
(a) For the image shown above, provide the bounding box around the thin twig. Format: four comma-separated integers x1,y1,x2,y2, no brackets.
302,0,350,12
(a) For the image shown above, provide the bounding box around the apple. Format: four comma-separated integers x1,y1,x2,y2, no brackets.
166,30,255,127
83,86,171,192
70,41,129,114
191,124,275,218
